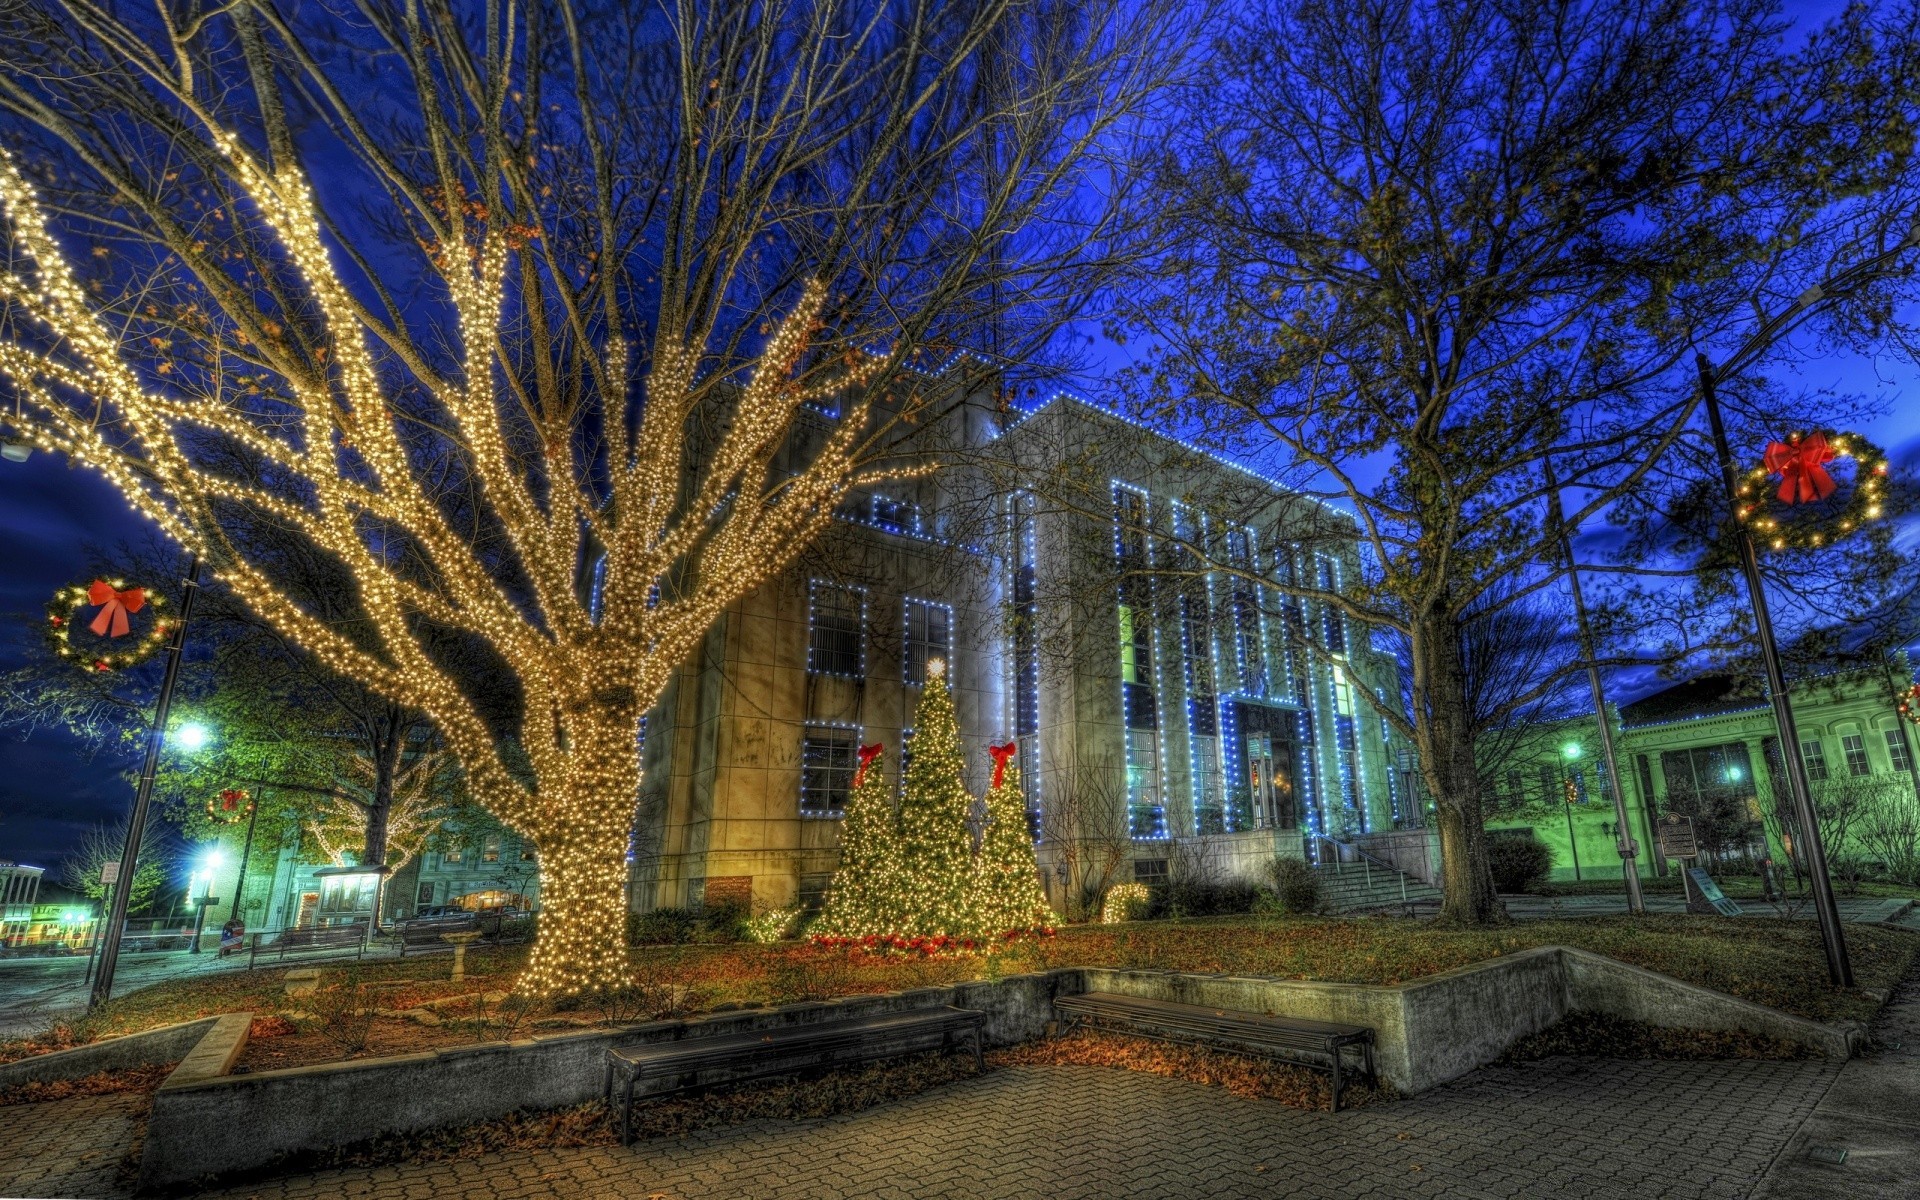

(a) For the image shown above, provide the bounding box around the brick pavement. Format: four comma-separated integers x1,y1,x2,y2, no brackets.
177,1054,1836,1200
0,1091,144,1199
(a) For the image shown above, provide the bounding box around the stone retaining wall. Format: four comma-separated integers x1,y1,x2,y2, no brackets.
131,945,1862,1190
0,1015,221,1091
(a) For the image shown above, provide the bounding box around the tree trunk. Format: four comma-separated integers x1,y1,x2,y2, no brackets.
1414,610,1506,926
521,707,641,999
361,712,403,869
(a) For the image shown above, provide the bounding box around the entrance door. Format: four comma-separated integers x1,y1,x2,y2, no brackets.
1246,733,1277,827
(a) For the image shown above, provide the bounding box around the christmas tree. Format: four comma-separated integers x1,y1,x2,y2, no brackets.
970,746,1055,938
814,743,899,937
891,659,979,939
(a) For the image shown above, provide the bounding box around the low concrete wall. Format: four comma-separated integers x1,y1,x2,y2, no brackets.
1083,945,1853,1095
137,946,1861,1190
0,1015,222,1091
139,971,1072,1191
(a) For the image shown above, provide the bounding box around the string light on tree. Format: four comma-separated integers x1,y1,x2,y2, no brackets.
970,743,1057,940
1734,430,1889,552
813,742,903,937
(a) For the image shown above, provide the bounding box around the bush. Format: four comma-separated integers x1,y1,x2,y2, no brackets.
1487,833,1555,893
628,906,699,946
1159,880,1262,918
1101,882,1151,923
700,898,749,943
1264,856,1321,915
744,905,803,944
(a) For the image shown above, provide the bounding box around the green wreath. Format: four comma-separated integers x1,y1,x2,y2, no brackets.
1898,684,1920,728
1735,430,1889,552
46,579,173,672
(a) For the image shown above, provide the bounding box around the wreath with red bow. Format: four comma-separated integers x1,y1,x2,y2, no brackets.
1898,684,1920,728
1734,430,1889,552
206,789,255,824
45,578,173,672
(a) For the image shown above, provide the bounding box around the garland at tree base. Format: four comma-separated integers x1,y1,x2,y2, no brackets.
46,579,173,672
1735,430,1889,552
1898,684,1920,728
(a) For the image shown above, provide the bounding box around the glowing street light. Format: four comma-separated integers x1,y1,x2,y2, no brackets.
1562,742,1582,760
173,722,210,752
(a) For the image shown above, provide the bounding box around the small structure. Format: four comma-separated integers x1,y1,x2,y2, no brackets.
311,864,389,929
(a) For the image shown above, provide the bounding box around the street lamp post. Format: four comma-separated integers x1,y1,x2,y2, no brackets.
90,556,203,1009
1697,355,1852,987
187,852,221,953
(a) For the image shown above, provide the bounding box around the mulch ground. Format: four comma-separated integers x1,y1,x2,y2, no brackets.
0,1062,174,1107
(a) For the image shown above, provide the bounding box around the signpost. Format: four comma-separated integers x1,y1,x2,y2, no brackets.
1655,814,1697,860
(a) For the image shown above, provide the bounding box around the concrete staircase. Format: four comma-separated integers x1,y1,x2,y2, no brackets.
1312,857,1442,914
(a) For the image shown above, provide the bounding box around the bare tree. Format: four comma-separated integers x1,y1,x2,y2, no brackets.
0,0,1181,995
1036,747,1133,921
1857,778,1920,886
1112,0,1920,924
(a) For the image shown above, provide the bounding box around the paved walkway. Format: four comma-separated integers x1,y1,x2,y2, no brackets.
1485,893,1915,923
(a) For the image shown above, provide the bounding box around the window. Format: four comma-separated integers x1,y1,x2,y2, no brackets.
520,843,536,862
1887,728,1913,774
801,725,859,815
1660,743,1756,804
482,836,501,863
1505,769,1526,811
443,845,463,865
1801,739,1829,781
1319,557,1347,655
808,582,865,677
903,598,951,685
417,883,435,906
871,494,924,534
1842,733,1872,776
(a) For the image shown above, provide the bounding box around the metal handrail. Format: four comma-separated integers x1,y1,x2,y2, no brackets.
1308,835,1412,910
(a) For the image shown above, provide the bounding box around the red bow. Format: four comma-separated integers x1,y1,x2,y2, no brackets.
989,741,1017,789
1763,434,1837,505
852,742,884,788
86,580,146,638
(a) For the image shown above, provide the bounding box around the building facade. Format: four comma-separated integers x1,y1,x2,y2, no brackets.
1484,662,1920,881
632,391,1415,916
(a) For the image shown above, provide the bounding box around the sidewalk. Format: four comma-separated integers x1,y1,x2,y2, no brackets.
1752,962,1920,1197
1485,892,1916,923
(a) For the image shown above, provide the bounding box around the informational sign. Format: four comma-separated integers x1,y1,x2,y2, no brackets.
1656,814,1698,860
1686,867,1743,917
100,861,119,885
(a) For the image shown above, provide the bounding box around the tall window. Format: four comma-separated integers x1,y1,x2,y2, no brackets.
1888,728,1914,774
902,598,951,685
1318,556,1347,655
801,725,859,814
1801,738,1830,781
808,582,865,677
482,835,501,863
1660,743,1755,804
1842,733,1872,776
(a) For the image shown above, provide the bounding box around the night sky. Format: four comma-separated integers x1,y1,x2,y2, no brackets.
2,0,1917,876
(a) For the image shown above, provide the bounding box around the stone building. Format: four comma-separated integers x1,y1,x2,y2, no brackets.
1483,660,1920,881
631,386,1417,916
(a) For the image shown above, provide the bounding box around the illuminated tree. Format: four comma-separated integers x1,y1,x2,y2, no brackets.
969,754,1054,938
0,0,1178,995
812,746,899,938
892,661,977,938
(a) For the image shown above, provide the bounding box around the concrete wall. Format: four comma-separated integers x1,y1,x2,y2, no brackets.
0,1015,222,1090
138,971,1074,1191
135,947,1861,1190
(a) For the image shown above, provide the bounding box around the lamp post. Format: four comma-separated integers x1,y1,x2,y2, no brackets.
91,557,204,1009
1561,744,1584,882
1697,354,1851,987
187,849,222,954
1544,458,1644,913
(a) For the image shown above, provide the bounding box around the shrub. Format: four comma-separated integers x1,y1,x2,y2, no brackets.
628,906,698,946
700,898,750,943
1101,882,1151,923
1161,880,1262,918
744,905,803,944
1487,833,1555,893
1265,856,1321,915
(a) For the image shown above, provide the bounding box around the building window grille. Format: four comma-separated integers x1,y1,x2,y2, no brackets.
1842,733,1871,777
903,598,951,685
802,725,859,814
1886,728,1913,774
808,582,866,677
1800,738,1829,781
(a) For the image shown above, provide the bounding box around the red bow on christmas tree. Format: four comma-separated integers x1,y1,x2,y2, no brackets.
1763,434,1837,505
989,741,1017,789
85,579,147,638
852,742,884,788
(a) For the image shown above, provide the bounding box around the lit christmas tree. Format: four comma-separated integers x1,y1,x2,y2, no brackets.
970,745,1055,938
813,743,900,937
891,659,979,939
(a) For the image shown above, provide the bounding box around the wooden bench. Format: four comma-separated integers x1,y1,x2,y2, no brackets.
1055,992,1376,1111
247,923,367,967
394,916,477,956
603,1006,986,1145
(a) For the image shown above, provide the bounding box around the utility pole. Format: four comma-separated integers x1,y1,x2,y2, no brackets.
90,556,203,1009
1697,355,1852,987
1544,458,1644,913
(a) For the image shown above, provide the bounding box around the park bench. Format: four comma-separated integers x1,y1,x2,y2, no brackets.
1054,992,1376,1111
394,914,477,956
246,923,367,968
603,1005,986,1145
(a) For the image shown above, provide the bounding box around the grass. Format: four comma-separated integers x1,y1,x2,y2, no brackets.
3,913,1911,1072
